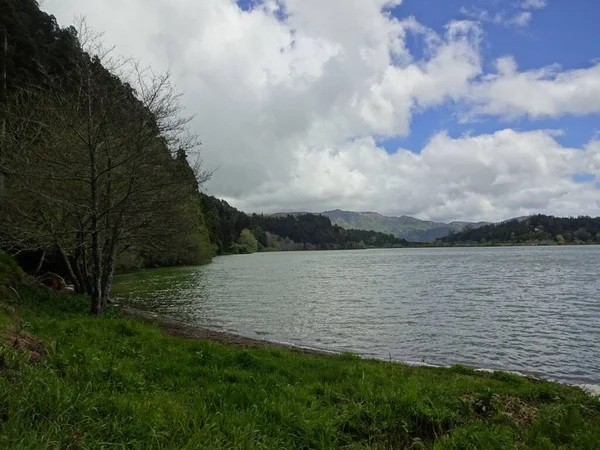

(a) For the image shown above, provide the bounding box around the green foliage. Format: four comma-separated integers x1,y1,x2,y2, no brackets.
574,228,592,242
251,225,268,248
141,204,214,268
450,364,476,376
227,243,251,255
1,0,213,283
0,287,599,449
0,0,80,96
237,229,258,254
200,195,250,254
254,213,406,249
114,251,146,274
442,215,600,246
0,251,25,287
200,193,411,253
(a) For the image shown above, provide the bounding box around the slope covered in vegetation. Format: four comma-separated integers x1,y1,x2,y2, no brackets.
201,194,412,254
441,215,600,246
322,209,490,242
0,0,213,313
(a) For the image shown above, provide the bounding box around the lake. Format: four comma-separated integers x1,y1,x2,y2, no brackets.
113,246,600,385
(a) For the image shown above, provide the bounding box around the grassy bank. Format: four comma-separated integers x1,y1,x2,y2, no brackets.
0,288,599,449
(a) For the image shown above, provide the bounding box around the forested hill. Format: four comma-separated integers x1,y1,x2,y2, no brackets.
200,194,411,254
0,0,213,313
440,215,600,245
322,209,490,242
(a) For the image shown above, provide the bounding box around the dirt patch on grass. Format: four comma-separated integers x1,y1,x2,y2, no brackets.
0,307,48,364
462,392,539,425
502,396,539,424
8,329,48,363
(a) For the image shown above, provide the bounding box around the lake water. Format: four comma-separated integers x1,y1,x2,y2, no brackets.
113,246,600,385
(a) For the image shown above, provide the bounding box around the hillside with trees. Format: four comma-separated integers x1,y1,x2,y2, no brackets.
440,215,600,246
322,210,490,242
0,0,212,313
201,194,411,253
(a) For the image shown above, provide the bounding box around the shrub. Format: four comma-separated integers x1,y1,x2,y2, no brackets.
237,229,258,254
0,251,25,287
228,244,251,255
451,364,476,376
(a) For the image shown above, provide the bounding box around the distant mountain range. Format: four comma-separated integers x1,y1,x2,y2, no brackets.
320,210,491,242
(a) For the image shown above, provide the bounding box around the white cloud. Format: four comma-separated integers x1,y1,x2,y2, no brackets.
508,11,532,27
358,20,482,136
42,0,600,222
460,7,532,28
469,57,600,119
233,129,600,222
459,7,502,24
521,0,548,10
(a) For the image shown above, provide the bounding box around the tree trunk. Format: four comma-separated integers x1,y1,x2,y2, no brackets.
2,27,6,95
100,225,120,311
57,245,81,293
71,259,87,295
100,254,116,311
90,290,102,315
79,243,94,296
88,71,103,315
33,249,46,275
0,26,7,195
90,224,103,314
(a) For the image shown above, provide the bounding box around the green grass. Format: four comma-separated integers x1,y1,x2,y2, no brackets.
0,287,599,449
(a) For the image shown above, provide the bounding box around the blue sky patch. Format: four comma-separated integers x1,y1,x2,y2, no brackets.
236,0,254,12
572,173,596,183
387,0,600,152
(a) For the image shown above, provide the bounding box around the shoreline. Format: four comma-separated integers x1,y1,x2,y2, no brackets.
121,305,600,397
120,306,336,356
4,292,600,447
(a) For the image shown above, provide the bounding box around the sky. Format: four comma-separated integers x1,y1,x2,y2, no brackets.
43,0,600,222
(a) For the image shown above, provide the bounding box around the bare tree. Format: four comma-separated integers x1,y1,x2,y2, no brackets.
1,25,8,194
0,22,210,314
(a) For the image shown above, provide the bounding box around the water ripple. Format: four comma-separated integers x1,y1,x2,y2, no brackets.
115,246,600,385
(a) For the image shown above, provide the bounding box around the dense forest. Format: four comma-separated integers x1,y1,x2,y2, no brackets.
440,215,600,245
200,194,410,253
